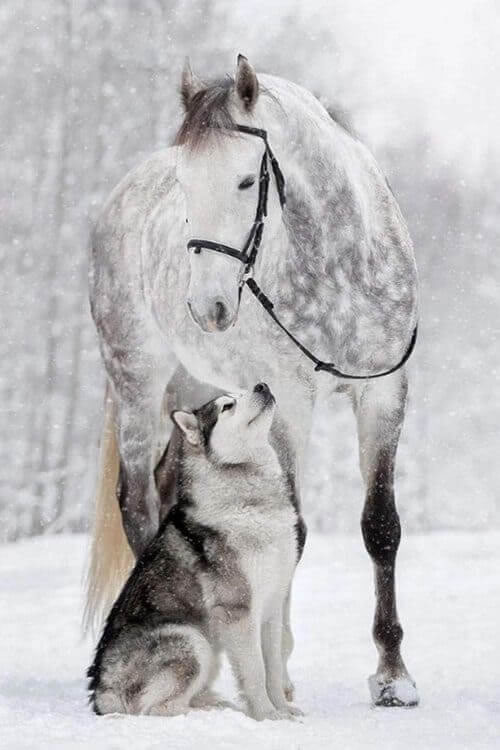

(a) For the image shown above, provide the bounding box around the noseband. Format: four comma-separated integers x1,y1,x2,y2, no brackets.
187,124,417,380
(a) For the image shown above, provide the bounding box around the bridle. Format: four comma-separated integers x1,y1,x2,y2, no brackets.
187,125,285,294
187,124,418,380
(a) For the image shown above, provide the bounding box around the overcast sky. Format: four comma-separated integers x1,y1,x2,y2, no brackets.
226,0,499,177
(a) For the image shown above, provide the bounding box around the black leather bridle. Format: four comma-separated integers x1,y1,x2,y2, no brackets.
187,124,417,380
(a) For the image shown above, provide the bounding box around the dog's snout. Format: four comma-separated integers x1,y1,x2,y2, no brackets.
254,382,269,394
254,382,275,405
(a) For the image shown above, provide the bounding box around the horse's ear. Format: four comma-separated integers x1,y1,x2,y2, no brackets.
180,58,203,111
235,54,259,111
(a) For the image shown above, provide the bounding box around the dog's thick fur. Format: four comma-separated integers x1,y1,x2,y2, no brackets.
88,385,306,720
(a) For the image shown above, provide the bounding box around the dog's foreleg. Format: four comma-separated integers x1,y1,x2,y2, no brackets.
281,587,295,701
262,609,303,717
224,617,287,721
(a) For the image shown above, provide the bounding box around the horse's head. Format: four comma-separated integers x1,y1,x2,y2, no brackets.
176,56,284,333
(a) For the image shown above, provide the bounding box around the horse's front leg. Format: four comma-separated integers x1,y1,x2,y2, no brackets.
110,357,169,558
352,371,418,707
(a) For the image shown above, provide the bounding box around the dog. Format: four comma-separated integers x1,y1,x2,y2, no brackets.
88,383,306,720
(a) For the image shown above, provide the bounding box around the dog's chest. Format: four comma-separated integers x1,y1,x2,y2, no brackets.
190,473,298,618
234,518,297,615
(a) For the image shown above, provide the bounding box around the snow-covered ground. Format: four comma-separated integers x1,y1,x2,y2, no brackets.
1,531,499,749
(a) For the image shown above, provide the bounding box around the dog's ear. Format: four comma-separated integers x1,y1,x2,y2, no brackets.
171,410,201,446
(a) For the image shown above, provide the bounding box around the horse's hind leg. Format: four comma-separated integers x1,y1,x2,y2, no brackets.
351,371,418,707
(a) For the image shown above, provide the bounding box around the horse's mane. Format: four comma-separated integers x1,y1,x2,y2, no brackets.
174,74,355,150
324,103,356,138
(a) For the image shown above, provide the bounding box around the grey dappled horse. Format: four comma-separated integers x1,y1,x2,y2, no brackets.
86,56,419,707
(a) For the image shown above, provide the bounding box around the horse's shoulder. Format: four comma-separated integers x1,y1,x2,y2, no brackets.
94,148,183,239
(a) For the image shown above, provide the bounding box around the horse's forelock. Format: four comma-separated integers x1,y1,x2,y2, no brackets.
175,76,237,151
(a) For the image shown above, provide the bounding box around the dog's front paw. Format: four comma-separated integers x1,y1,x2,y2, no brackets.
252,707,292,721
286,703,304,717
271,701,304,719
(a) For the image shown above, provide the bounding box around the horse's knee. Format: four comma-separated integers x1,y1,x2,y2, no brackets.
361,492,401,566
117,460,158,557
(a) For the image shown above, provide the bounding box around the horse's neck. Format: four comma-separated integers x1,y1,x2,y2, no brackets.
259,77,410,276
252,78,417,372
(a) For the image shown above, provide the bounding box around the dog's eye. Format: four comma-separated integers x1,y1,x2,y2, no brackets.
238,175,255,190
221,401,234,413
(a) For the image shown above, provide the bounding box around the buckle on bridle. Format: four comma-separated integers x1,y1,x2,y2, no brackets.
238,263,254,288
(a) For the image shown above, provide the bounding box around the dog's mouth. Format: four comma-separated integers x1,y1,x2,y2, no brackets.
248,390,275,426
261,390,275,408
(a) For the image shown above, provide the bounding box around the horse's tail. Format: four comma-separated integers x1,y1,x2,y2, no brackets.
83,382,134,636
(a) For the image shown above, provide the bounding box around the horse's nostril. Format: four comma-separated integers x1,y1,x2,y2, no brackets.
254,382,268,393
214,300,227,326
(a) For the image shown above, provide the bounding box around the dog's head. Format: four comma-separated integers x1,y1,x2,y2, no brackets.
171,383,276,466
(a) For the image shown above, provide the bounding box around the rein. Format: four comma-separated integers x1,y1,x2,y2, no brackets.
187,124,417,380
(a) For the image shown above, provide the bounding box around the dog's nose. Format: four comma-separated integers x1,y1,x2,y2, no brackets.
254,382,269,394
254,382,275,406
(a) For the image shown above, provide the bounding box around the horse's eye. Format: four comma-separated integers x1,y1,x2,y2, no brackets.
238,176,255,190
221,401,234,413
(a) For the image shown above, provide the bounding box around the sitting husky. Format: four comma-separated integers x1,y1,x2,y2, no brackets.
88,383,306,720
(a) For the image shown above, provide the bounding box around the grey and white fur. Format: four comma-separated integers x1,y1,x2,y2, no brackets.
88,384,306,720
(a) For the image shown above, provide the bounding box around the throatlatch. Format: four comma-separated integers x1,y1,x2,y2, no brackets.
187,124,417,380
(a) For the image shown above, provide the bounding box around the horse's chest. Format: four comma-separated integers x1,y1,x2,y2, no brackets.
168,303,287,391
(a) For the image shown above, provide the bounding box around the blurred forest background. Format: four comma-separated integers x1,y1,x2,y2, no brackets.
1,0,499,541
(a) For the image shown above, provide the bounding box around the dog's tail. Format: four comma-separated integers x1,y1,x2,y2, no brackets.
83,382,134,635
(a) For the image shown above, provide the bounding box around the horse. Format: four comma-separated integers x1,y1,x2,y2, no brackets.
85,55,419,708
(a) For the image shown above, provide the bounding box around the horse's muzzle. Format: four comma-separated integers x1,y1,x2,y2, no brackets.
187,297,235,333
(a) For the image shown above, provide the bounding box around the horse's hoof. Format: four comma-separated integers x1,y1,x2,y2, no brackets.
369,674,419,707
